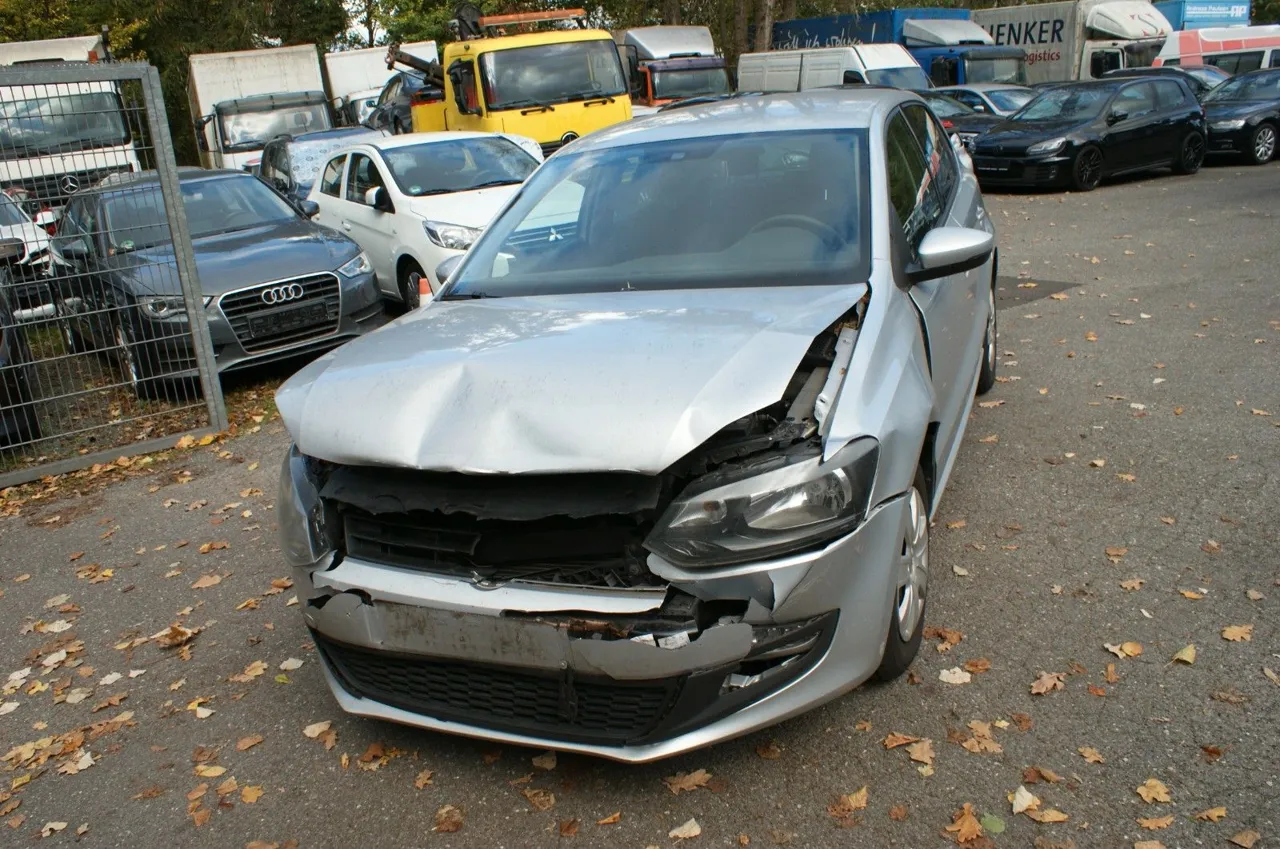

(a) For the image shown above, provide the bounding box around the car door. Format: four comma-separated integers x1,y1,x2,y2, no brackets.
309,154,348,232
52,196,111,349
341,152,398,292
887,104,985,461
1102,82,1159,171
1152,79,1200,155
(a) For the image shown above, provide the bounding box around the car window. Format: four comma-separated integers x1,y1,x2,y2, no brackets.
1091,50,1123,78
319,155,345,197
1152,79,1190,110
1112,82,1156,118
345,153,385,205
380,137,538,196
381,79,400,105
1206,51,1264,74
1272,51,1280,69
950,90,985,111
902,103,958,213
885,110,944,250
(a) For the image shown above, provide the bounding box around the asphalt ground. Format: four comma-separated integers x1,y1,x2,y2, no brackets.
0,159,1277,849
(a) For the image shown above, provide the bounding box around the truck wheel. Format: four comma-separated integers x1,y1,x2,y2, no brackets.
1173,131,1205,175
1246,122,1276,165
1070,145,1102,192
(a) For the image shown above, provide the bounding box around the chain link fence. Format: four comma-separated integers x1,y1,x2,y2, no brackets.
0,61,227,488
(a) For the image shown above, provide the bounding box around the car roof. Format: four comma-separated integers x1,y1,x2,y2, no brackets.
939,83,1032,92
89,168,250,194
568,89,912,154
344,131,510,151
276,127,382,146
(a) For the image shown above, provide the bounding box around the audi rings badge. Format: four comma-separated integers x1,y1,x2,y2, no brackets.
260,283,306,305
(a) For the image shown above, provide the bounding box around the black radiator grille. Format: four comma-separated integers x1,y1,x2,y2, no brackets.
219,273,340,352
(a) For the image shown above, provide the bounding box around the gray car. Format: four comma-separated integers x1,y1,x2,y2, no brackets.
937,82,1039,117
276,88,998,762
52,169,386,397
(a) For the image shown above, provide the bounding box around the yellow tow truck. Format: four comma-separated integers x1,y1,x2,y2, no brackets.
387,7,633,157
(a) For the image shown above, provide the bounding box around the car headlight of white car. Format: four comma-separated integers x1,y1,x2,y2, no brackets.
423,220,482,251
1026,137,1067,156
337,251,373,278
1210,119,1245,131
645,438,879,568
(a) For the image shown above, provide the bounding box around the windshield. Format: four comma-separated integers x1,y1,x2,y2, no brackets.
381,137,538,196
1013,87,1111,121
1205,70,1280,101
965,57,1027,85
0,194,30,226
1124,41,1164,69
1184,66,1231,88
219,104,331,153
652,67,733,100
866,66,932,90
481,39,628,109
921,94,972,118
986,88,1036,112
0,90,129,161
102,176,299,251
446,130,870,298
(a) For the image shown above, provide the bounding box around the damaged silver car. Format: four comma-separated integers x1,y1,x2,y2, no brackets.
275,88,999,763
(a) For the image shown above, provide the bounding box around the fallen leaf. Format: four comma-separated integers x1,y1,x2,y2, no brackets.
1229,831,1261,849
1246,589,1264,601
41,822,68,837
1194,806,1227,822
1202,540,1222,554
191,809,211,827
889,804,908,821
1138,815,1175,829
669,818,702,840
236,735,264,752
302,721,331,739
1120,578,1145,590
1079,747,1105,764
240,785,263,804
596,812,621,825
946,519,967,529
883,732,920,749
433,805,463,833
215,777,238,796
1172,645,1196,665
1180,589,1204,599
939,667,972,685
755,740,782,760
1121,641,1143,657
1011,785,1040,815
558,818,579,837
978,434,999,444
945,803,984,843
229,660,268,683
531,750,556,771
977,399,1005,409
413,769,433,789
1222,624,1253,642
1136,778,1171,803
522,787,555,811
194,764,226,778
1104,545,1127,559
963,658,991,674
664,769,711,795
1025,808,1069,823
1030,671,1065,695
906,738,934,765
278,658,303,671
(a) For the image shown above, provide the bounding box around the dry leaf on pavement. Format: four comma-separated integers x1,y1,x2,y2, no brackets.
669,818,702,840
963,658,991,674
1030,671,1066,695
433,805,463,833
1138,815,1175,829
755,740,782,760
522,788,555,811
945,803,984,843
906,739,934,766
413,770,433,789
663,769,711,795
1025,808,1069,823
1172,645,1196,664
1011,786,1040,814
531,751,557,771
190,574,221,589
1229,830,1261,848
1221,624,1253,641
939,667,972,685
240,785,263,804
302,721,331,739
889,804,908,821
1136,778,1172,803
883,732,920,749
1134,842,1167,849
1079,747,1105,764
596,812,621,825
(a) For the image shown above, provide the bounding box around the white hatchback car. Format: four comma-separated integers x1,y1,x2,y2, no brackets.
307,132,542,308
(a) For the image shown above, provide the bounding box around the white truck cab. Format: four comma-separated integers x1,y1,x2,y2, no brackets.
737,44,931,92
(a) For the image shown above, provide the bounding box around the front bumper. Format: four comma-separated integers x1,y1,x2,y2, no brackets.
1206,126,1249,155
971,152,1071,187
292,485,913,762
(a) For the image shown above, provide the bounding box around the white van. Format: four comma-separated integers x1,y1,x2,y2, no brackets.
737,44,931,92
1155,25,1280,74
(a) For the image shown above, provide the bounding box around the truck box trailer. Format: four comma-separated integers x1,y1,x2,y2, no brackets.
972,0,1173,84
324,41,438,124
188,44,334,171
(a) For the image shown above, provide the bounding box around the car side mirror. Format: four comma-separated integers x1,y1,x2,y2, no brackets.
909,227,993,285
973,103,988,112
1106,109,1128,125
0,238,23,265
56,237,90,261
436,255,463,286
297,199,320,219
365,186,394,213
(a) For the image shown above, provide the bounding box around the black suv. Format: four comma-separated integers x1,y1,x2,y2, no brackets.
970,77,1207,192
50,169,386,397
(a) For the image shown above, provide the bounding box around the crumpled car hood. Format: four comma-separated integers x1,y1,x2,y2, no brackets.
277,284,865,474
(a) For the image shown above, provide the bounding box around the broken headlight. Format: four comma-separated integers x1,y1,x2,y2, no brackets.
646,438,878,568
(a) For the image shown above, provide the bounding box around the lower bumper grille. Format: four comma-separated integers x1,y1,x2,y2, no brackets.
317,636,682,745
219,273,340,353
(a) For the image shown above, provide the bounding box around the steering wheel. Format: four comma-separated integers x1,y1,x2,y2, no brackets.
748,214,845,249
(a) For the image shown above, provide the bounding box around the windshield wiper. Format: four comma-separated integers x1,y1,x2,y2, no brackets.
467,179,523,190
412,188,456,196
565,93,616,106
501,99,556,114
442,290,495,300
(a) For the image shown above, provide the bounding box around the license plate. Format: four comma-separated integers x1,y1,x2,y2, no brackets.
249,302,328,338
976,160,1009,172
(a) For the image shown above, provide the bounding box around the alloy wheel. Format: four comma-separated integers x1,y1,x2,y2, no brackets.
115,323,140,389
1255,125,1276,164
1076,148,1102,190
1183,134,1205,171
895,487,930,642
984,283,997,374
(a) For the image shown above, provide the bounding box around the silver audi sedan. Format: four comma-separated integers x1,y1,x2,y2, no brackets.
275,88,999,762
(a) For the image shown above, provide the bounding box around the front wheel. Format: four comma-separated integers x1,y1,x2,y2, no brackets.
1246,122,1276,165
976,273,998,395
1071,145,1103,192
1174,131,1205,175
398,261,425,311
870,476,930,683
114,318,162,401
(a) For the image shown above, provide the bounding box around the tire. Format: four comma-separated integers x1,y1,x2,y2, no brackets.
870,472,930,683
1246,122,1276,166
398,260,425,311
1070,145,1103,192
1173,131,1205,175
976,271,998,395
114,318,161,401
57,301,86,355
392,118,406,136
